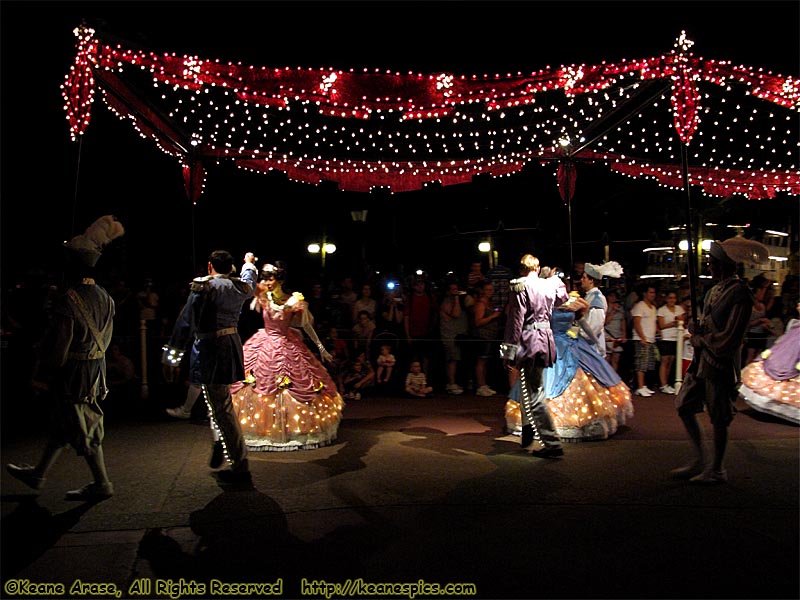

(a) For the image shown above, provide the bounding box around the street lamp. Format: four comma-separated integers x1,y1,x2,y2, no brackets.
478,239,496,268
307,238,337,268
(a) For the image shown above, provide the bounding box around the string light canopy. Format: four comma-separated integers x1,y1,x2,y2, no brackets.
62,24,799,204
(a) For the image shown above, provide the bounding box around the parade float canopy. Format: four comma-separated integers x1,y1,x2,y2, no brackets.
63,25,800,204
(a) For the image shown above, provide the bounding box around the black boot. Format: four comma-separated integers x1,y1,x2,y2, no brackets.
209,441,224,469
520,424,534,449
213,459,252,487
530,446,564,458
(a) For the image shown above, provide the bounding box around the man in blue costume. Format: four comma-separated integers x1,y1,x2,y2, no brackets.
166,250,254,484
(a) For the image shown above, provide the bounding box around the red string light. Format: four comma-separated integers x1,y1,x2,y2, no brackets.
62,26,800,202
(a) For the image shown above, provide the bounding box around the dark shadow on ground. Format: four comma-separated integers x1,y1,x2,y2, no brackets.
310,415,415,477
137,486,405,597
0,497,95,578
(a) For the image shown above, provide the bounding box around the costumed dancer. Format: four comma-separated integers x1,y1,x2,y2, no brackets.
230,262,344,451
577,261,622,357
671,236,767,485
505,291,634,441
6,216,124,500
163,250,254,484
501,254,569,458
738,301,800,424
240,252,258,290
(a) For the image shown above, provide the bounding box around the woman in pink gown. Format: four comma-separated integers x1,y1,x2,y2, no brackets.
230,262,344,451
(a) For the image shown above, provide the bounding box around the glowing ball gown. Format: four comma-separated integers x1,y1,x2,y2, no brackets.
505,308,634,441
230,292,344,451
739,322,800,425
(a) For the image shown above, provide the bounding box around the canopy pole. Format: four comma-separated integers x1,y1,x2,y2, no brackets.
190,199,197,276
565,160,574,286
680,140,699,326
70,136,84,238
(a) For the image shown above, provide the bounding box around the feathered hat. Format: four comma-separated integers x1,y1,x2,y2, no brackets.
64,215,125,267
710,236,769,265
584,261,624,281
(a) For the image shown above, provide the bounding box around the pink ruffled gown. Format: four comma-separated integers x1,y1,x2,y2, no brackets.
230,294,344,451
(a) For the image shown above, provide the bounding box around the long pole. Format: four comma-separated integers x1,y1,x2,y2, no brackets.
191,201,197,276
139,319,149,399
680,141,699,326
674,320,684,394
566,160,574,284
70,136,84,238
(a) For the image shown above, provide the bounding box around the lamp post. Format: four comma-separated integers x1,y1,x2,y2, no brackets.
478,238,496,269
307,236,337,269
350,209,368,264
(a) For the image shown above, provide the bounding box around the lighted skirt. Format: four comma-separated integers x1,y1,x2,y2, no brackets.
505,372,633,442
505,310,633,442
230,326,345,451
738,326,800,425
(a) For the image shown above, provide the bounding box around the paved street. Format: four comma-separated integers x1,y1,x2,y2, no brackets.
1,390,797,600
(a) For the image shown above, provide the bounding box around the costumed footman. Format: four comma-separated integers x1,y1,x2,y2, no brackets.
671,236,768,484
501,254,569,458
164,250,254,485
6,216,124,501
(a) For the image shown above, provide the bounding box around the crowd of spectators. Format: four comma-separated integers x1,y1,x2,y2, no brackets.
3,259,798,410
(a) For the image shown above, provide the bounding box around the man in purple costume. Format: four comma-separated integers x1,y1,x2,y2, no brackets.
501,254,569,458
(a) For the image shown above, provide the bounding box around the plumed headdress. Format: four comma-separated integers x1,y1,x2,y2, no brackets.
710,237,769,265
64,215,125,267
584,261,624,280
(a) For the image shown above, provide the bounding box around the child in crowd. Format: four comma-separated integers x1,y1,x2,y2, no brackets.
352,310,376,360
404,360,433,398
375,343,396,384
342,352,375,400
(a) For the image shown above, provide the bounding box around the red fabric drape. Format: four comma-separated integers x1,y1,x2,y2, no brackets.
557,162,577,204
182,162,206,204
670,58,701,144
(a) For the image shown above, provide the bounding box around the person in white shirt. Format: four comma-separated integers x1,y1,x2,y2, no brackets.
656,290,686,394
631,285,658,396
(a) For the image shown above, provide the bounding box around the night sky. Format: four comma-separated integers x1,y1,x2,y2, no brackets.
1,1,798,292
